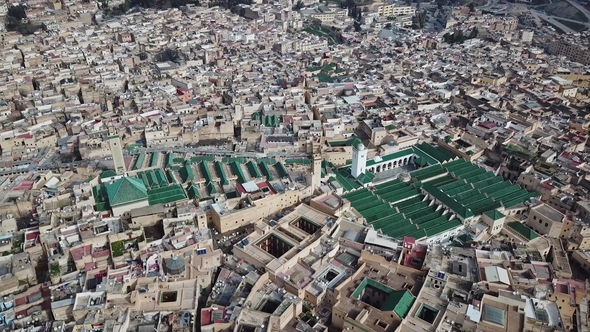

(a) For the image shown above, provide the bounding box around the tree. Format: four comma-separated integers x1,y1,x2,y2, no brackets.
468,2,475,12
293,0,303,10
469,27,478,39
5,5,42,35
443,32,451,42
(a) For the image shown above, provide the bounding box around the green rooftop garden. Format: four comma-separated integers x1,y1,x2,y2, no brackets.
50,262,60,277
111,240,125,257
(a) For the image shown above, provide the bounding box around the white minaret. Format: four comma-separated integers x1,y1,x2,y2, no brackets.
312,153,321,190
108,125,126,175
351,141,367,179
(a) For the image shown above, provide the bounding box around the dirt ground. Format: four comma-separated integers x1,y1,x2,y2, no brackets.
539,1,588,22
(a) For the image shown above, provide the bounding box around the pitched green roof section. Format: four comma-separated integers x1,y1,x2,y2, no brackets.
150,153,160,167
507,221,539,240
200,162,213,183
100,170,117,179
259,162,274,181
215,161,229,185
166,169,176,184
484,209,505,220
442,158,466,168
132,154,146,170
230,162,248,184
275,162,289,178
247,161,262,178
187,182,201,200
411,164,442,178
207,182,217,195
356,172,373,185
148,184,187,205
411,146,439,165
423,184,473,219
93,184,110,211
351,278,415,318
416,142,457,163
154,169,168,186
180,162,195,182
165,152,175,168
334,167,361,192
424,219,462,237
106,177,148,206
390,290,415,318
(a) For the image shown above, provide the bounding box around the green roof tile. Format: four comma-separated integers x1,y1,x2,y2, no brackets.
507,222,539,240
351,278,415,318
150,153,160,167
132,154,146,170
483,209,505,220
100,170,117,179
231,162,248,184
106,177,148,206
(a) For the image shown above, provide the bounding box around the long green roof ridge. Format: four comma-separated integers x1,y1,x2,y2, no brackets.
507,221,539,240
132,154,146,170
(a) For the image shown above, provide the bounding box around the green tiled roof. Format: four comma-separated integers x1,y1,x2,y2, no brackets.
187,182,200,199
215,161,229,185
150,153,160,167
351,138,363,149
165,152,175,168
200,162,213,182
351,278,415,318
148,184,187,205
132,154,146,170
416,142,457,163
384,290,415,318
207,182,217,195
356,172,373,185
230,162,248,184
106,177,148,206
275,162,289,178
507,221,539,240
180,163,195,182
423,184,474,219
100,170,117,179
260,162,274,181
92,184,110,211
166,169,176,184
424,219,462,237
483,209,505,221
247,161,262,178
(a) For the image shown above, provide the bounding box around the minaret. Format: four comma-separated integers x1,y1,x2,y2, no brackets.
108,125,126,175
351,140,367,178
312,153,322,190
